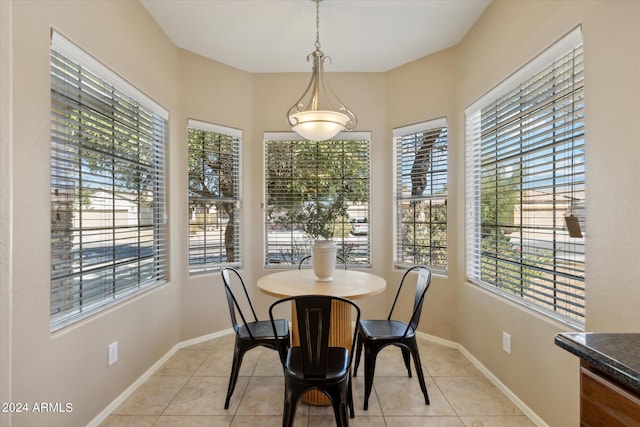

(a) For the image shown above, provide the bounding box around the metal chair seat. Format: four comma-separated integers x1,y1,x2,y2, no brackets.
285,346,349,383
237,319,288,340
357,319,416,340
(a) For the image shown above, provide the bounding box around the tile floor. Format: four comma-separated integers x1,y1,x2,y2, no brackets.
100,334,536,426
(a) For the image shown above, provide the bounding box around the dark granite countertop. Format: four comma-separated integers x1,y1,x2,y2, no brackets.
555,332,640,393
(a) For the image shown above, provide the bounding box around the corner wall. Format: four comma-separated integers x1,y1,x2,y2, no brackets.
386,47,459,340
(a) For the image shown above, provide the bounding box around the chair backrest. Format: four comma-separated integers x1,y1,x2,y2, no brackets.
221,267,259,339
298,255,347,270
387,266,432,336
269,295,360,379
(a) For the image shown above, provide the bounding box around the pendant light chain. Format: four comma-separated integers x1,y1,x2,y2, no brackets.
315,0,321,50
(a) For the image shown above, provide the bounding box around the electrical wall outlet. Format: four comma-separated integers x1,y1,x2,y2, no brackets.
502,332,511,354
108,341,118,366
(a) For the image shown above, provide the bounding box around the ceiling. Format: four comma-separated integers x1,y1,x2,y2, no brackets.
140,0,491,73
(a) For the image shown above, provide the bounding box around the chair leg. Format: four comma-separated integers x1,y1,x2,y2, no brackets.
283,385,299,427
353,332,363,377
362,346,378,411
401,347,412,378
341,401,349,427
331,398,348,427
347,377,355,418
327,383,350,427
224,347,244,409
410,344,429,405
282,399,294,427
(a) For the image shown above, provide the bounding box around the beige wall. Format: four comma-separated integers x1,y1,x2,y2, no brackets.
453,1,640,426
1,0,14,417
1,0,639,426
2,1,185,426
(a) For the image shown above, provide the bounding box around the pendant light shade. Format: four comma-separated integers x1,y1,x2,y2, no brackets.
290,110,350,141
287,0,357,141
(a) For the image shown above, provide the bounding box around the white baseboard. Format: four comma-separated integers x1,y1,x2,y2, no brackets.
417,331,548,427
87,329,233,427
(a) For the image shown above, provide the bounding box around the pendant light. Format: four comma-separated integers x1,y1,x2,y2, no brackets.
287,0,357,141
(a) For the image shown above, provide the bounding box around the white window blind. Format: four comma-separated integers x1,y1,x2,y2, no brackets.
264,133,370,267
394,118,448,271
465,27,585,327
50,32,168,330
188,120,242,274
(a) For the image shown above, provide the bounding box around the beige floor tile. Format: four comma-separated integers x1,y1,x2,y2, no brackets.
184,337,223,351
251,348,284,376
434,377,523,417
164,376,246,416
99,414,158,426
100,337,541,426
230,414,307,427
307,414,382,427
351,376,383,415
215,334,238,352
347,415,387,427
385,416,465,427
306,399,338,418
235,376,285,416
113,376,190,415
354,345,419,377
154,415,233,426
417,338,452,351
460,415,537,426
155,349,211,376
194,348,260,377
223,376,251,411
374,376,456,416
421,345,481,377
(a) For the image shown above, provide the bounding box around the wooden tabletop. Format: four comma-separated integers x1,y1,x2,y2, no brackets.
257,269,386,299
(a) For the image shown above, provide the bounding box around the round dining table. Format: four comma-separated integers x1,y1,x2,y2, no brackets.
257,268,386,405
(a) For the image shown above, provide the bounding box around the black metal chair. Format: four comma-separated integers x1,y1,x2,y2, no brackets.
269,295,361,427
298,255,347,270
353,265,432,410
220,267,290,409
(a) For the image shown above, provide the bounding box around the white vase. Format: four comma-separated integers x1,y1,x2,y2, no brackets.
311,239,337,282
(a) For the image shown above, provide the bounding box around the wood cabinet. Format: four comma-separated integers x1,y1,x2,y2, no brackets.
580,362,640,427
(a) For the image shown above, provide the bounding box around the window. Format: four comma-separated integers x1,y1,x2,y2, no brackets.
188,120,241,274
50,32,168,330
465,27,585,326
394,119,448,271
264,133,370,267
